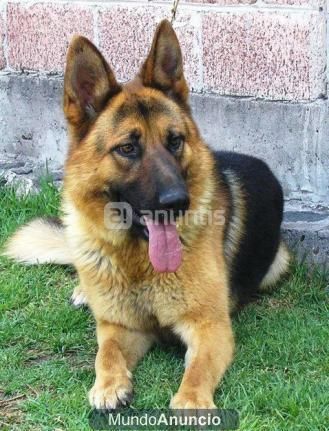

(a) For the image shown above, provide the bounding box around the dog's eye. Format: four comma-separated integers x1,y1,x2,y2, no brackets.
167,135,184,153
115,143,139,158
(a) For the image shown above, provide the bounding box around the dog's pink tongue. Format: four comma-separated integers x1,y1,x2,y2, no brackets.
145,218,182,273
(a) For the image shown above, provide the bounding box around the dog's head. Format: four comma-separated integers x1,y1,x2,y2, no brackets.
63,20,214,272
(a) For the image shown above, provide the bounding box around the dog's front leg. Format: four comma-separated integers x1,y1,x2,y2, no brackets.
89,320,154,410
170,317,234,409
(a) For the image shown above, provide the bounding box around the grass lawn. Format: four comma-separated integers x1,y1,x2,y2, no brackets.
0,180,328,431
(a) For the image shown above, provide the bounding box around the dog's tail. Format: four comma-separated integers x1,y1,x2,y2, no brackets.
259,241,290,291
3,218,72,265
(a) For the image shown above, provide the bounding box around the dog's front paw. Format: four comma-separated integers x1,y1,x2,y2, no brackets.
89,373,133,410
70,285,88,308
170,391,216,410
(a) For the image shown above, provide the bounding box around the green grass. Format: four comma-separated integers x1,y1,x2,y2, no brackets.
0,180,328,430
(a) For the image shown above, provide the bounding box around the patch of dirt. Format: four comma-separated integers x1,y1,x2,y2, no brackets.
267,297,293,309
24,349,53,365
0,390,25,428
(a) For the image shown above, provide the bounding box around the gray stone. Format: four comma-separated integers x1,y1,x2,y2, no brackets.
0,152,62,195
191,94,329,210
0,160,25,169
11,165,33,175
282,210,329,266
50,170,64,181
1,170,36,195
0,73,66,170
284,211,328,223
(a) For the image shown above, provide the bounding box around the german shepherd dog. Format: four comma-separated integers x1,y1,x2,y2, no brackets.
5,20,290,409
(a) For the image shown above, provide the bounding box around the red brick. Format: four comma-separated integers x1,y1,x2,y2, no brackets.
7,2,94,72
0,14,5,70
98,6,201,90
174,11,202,90
182,0,256,4
202,11,326,101
159,0,256,4
263,0,324,8
161,0,321,4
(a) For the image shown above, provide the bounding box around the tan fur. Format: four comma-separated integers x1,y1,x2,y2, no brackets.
89,321,153,409
4,20,287,410
70,285,88,307
222,169,246,266
260,241,290,290
4,219,71,265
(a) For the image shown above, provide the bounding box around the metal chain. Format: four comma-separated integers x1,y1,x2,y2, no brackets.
171,0,180,24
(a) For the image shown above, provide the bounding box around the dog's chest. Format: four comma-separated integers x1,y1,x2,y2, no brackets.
70,229,188,329
89,274,187,330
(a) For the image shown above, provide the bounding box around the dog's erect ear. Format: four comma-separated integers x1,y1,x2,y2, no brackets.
64,36,121,141
140,20,189,105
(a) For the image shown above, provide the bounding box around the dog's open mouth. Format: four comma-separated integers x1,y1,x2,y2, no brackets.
130,207,150,239
130,207,182,273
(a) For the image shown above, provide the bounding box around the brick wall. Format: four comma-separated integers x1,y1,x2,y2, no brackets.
0,0,326,101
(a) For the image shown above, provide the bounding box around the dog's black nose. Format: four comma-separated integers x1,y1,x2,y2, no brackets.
159,188,190,213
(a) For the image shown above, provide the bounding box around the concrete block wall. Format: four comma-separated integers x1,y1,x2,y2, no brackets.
0,0,328,263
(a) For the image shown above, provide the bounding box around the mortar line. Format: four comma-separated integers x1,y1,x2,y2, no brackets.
92,4,100,46
5,0,323,14
1,1,10,71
